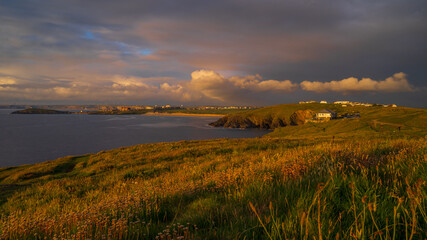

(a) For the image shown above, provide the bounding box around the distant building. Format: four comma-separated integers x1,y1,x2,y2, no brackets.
316,109,337,120
334,101,350,104
100,106,110,111
118,106,131,111
320,101,327,104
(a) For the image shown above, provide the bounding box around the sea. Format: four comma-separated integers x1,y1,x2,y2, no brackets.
0,109,267,167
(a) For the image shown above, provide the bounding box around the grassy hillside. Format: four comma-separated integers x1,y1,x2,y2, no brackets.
0,135,426,239
215,103,342,120
211,103,426,137
269,105,427,139
1,104,426,239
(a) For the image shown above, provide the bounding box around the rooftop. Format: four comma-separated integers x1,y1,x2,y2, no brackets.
317,109,336,114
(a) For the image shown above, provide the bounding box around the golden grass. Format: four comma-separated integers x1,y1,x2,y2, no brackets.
0,137,426,239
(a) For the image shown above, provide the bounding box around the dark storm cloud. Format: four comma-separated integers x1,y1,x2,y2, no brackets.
0,0,426,106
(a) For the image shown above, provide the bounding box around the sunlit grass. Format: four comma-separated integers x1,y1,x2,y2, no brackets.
0,136,426,239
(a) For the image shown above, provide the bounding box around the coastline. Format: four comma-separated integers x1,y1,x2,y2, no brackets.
144,112,225,117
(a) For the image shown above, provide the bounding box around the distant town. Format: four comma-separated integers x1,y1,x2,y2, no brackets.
0,101,398,112
299,100,397,108
0,105,257,111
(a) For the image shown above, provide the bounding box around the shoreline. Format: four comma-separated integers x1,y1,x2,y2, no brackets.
144,112,225,117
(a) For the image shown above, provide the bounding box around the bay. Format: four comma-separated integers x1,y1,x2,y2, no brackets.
0,109,267,167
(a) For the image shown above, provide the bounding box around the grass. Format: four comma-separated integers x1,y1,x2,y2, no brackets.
264,104,427,139
0,104,426,239
0,136,426,239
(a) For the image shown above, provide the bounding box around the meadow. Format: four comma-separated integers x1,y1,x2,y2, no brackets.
0,105,426,239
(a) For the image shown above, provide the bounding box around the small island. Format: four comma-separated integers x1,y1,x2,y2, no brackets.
11,108,72,114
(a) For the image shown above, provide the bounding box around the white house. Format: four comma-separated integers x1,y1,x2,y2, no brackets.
334,101,350,104
316,109,337,119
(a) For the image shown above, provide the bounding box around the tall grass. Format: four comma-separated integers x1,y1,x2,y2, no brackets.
0,137,425,239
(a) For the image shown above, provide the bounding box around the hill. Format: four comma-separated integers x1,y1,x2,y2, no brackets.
210,103,427,137
209,103,343,129
269,105,426,139
0,136,426,239
0,103,426,239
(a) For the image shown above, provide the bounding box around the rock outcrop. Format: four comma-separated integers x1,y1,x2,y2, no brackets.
210,109,316,129
209,115,287,129
289,110,315,125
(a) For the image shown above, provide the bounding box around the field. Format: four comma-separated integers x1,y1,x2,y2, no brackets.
269,105,426,139
0,105,426,239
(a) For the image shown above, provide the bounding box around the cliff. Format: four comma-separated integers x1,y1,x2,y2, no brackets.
209,103,342,130
209,114,287,129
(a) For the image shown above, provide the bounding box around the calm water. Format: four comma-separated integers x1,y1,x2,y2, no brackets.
0,109,267,167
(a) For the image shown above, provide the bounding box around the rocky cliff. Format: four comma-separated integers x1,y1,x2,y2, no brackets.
210,109,317,129
209,114,287,129
289,110,315,125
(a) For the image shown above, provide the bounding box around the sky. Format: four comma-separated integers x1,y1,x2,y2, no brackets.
0,0,426,107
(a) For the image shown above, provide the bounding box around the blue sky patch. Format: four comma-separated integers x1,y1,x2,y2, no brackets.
83,31,95,39
139,49,153,55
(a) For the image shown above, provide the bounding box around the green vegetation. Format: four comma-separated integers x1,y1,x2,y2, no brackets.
268,105,426,139
0,104,426,239
211,103,426,133
218,103,342,120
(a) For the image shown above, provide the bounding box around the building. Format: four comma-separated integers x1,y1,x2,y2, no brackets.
320,101,327,104
385,104,397,108
316,109,337,120
334,101,350,104
118,106,131,111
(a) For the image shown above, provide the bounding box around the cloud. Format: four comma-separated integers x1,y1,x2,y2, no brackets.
0,76,18,85
0,69,301,104
229,75,297,92
300,72,414,93
160,83,201,102
111,76,151,88
0,74,173,102
189,70,298,102
1,0,426,107
1,69,418,105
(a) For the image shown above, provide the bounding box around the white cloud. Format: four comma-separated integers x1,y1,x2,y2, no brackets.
0,69,417,104
111,76,151,88
189,70,297,101
160,83,201,102
300,72,414,93
0,76,18,85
